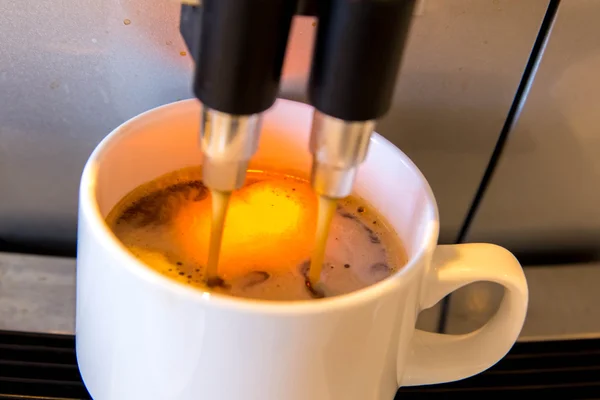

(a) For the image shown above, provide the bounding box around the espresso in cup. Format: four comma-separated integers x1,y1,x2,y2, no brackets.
106,166,407,301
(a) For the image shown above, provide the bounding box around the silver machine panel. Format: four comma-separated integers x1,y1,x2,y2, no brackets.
467,0,600,256
0,0,548,250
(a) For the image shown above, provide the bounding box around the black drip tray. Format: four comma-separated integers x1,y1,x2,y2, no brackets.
396,338,600,398
0,331,88,399
1,330,599,399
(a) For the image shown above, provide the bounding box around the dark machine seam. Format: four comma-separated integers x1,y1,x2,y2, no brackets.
437,0,562,334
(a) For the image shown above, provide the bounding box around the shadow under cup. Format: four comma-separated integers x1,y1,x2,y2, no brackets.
90,98,438,302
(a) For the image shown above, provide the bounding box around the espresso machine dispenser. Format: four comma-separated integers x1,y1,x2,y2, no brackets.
3,1,600,398
180,0,415,198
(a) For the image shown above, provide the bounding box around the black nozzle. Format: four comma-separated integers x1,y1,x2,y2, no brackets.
190,0,296,116
296,0,318,16
180,5,202,63
309,0,417,122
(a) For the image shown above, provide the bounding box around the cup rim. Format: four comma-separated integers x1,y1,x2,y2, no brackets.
79,99,440,315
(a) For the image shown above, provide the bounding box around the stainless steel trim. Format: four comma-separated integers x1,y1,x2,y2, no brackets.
518,332,600,342
0,253,76,335
200,107,263,191
309,112,375,198
2,252,599,344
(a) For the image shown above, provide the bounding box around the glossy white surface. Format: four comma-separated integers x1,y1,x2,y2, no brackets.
467,0,600,253
0,0,548,247
76,100,527,399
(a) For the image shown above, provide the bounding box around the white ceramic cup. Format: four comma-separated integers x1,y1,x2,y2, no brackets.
76,99,528,400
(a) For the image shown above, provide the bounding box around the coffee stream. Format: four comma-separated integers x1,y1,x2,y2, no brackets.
308,196,338,290
205,189,231,287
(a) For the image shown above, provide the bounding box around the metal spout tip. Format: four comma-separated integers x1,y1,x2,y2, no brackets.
199,108,263,192
308,112,375,199
202,157,249,192
310,161,358,199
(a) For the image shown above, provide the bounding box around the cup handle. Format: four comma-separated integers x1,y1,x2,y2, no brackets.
400,243,528,386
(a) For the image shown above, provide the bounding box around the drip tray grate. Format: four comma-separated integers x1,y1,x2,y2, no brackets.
0,331,89,399
1,330,599,399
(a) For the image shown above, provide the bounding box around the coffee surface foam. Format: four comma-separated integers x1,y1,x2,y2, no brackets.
107,168,406,301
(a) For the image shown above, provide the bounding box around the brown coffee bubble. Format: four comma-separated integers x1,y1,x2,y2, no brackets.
117,180,208,227
337,210,380,245
305,278,325,299
370,262,391,282
337,209,358,221
238,271,270,288
364,227,381,244
338,204,382,245
298,260,310,277
298,259,327,298
207,276,228,289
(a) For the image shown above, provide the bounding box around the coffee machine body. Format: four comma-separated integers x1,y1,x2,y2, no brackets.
3,0,600,394
0,0,551,253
